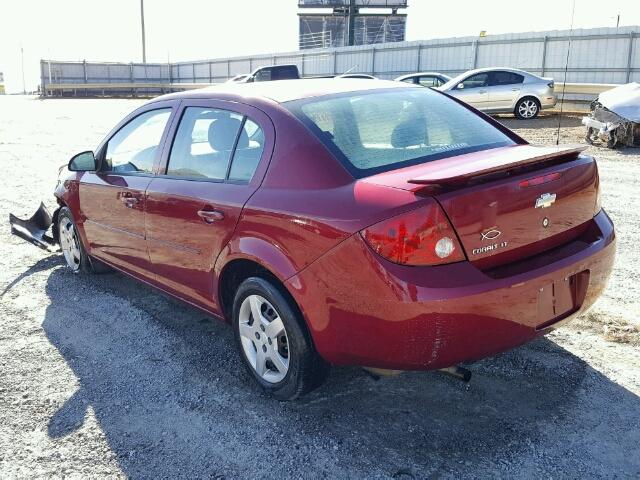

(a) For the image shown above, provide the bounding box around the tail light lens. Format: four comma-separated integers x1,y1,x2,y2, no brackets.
360,202,466,266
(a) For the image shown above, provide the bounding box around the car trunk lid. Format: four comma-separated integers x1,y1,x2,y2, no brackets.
364,144,598,268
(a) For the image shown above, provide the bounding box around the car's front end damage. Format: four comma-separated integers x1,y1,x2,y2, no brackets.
9,202,58,251
583,82,640,148
9,165,72,252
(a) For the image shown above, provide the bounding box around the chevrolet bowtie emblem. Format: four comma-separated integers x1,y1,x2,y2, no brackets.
535,193,556,209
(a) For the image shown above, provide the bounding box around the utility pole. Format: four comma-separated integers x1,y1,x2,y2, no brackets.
140,0,147,63
21,46,26,94
347,0,356,47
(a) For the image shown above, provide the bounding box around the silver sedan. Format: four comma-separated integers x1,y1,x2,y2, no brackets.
438,68,557,119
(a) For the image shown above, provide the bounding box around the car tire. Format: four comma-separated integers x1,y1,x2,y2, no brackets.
58,207,110,274
232,276,330,400
515,97,540,119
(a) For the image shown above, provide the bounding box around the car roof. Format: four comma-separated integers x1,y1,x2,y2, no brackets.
154,78,411,104
440,67,539,89
395,72,449,80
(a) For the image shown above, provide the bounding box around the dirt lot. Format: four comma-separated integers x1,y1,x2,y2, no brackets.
1,96,639,479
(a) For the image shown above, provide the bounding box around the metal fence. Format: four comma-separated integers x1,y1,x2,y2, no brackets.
41,25,639,99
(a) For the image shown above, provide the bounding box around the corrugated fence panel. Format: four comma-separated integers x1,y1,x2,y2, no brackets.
336,50,373,74
374,47,418,75
420,44,473,73
41,26,639,96
229,59,251,76
477,41,544,70
303,53,334,75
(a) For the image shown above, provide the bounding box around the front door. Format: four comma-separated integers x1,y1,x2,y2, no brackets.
451,72,490,110
144,101,273,311
79,106,174,279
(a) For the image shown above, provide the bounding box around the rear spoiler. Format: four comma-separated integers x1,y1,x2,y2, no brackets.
408,144,588,187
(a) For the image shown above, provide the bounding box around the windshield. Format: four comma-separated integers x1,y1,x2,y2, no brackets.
287,87,515,178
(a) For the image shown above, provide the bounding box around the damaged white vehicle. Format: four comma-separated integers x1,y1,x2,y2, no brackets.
583,82,640,148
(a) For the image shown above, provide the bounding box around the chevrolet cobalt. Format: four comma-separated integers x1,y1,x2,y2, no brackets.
11,79,615,399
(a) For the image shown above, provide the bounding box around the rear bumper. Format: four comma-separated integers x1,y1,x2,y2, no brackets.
286,210,615,370
541,94,558,109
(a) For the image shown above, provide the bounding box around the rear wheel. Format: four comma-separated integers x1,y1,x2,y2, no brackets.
515,97,540,119
232,277,329,400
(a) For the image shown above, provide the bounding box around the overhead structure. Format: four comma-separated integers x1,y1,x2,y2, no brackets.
298,0,407,50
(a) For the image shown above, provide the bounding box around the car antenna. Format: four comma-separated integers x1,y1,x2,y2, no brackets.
556,0,576,146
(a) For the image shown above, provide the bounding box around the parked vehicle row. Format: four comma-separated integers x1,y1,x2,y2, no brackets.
228,65,556,120
11,78,614,399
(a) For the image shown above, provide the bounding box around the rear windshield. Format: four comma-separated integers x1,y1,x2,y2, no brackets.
287,87,515,178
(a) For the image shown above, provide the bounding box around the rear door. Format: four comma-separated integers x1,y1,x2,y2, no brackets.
450,73,490,109
487,71,524,110
79,102,176,280
144,100,274,310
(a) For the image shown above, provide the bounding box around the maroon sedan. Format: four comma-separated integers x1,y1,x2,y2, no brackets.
12,79,615,399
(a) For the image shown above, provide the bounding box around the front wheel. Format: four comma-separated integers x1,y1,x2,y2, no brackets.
515,97,540,119
232,277,330,400
58,207,110,273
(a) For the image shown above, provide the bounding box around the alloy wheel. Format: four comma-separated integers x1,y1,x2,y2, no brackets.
238,294,290,383
59,217,81,271
518,99,538,118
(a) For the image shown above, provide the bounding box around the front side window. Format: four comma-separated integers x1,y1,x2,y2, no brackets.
460,73,489,89
103,109,171,173
167,107,264,182
288,87,514,178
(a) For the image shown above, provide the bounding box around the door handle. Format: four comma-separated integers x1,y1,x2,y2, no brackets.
478,90,487,94
120,193,140,208
197,209,224,224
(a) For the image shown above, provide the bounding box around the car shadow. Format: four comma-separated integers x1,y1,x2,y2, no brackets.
41,266,640,478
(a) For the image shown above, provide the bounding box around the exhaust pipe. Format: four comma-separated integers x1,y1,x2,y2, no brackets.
439,365,472,382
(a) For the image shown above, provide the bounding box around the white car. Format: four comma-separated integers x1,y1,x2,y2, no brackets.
438,68,557,119
394,72,451,88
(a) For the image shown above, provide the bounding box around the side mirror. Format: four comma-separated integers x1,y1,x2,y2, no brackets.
457,83,465,90
68,151,97,172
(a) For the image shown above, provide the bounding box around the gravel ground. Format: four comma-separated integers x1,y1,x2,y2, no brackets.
0,96,639,479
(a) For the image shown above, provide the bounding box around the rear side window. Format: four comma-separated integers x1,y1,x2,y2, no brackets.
254,65,299,82
418,76,441,87
103,109,171,174
288,88,514,178
166,107,264,182
228,119,265,182
491,71,524,86
167,107,243,180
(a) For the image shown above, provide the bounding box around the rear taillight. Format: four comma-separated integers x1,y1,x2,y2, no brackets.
360,201,465,266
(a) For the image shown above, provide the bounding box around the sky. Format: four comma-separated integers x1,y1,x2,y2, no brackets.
0,0,638,93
